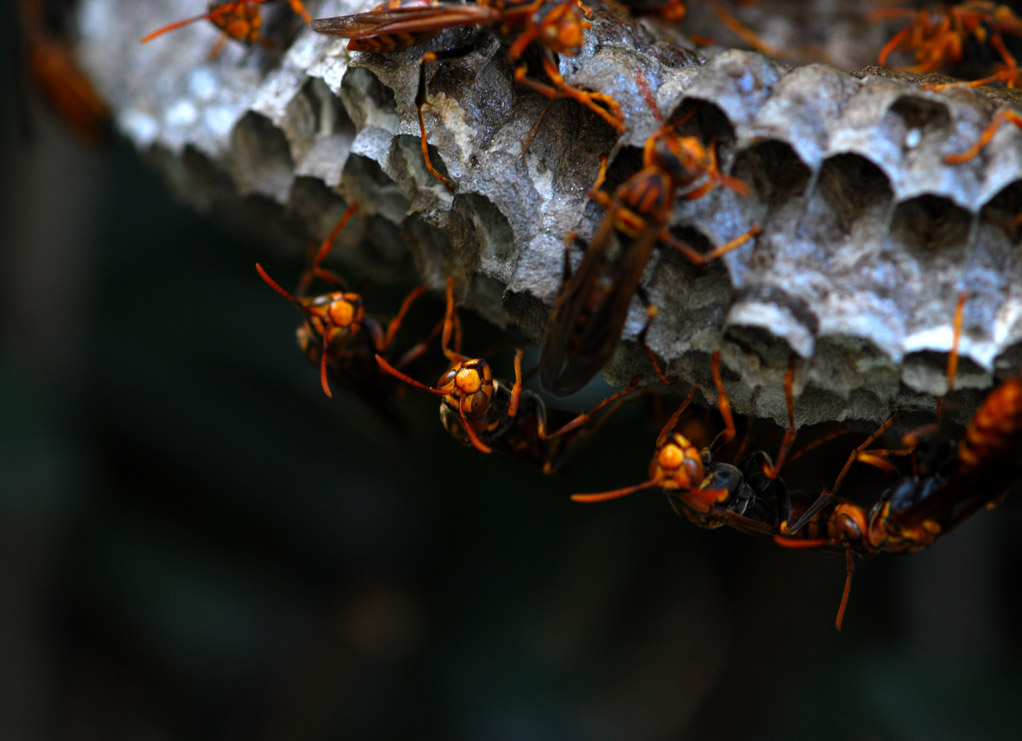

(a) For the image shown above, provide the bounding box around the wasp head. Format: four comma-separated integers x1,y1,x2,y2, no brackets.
651,132,711,185
651,432,705,492
436,358,495,420
534,0,587,56
297,291,365,359
207,0,264,43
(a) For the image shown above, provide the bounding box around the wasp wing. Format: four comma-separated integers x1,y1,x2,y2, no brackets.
310,5,497,38
538,208,619,394
541,214,660,396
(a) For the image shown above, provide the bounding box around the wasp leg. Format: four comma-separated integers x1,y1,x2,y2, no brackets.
936,291,967,420
945,110,1022,164
666,226,760,267
634,284,672,386
416,45,476,191
710,351,737,448
543,376,640,440
785,413,900,538
378,284,430,352
296,203,358,295
761,354,798,481
834,550,855,631
285,0,312,24
514,53,626,133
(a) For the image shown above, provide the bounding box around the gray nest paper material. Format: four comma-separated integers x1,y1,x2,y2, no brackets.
76,0,1022,426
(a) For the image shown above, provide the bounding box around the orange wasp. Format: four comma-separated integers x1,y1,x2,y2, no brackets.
771,369,1021,629
310,0,626,190
563,349,870,632
375,279,638,472
19,0,109,143
571,350,799,518
572,296,1022,630
538,117,760,396
142,0,312,53
873,2,1022,88
754,294,1019,628
256,204,436,403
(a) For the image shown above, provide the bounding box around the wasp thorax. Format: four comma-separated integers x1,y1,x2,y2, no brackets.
656,135,707,182
556,21,584,53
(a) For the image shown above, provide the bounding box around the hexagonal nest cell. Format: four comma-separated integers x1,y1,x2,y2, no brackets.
74,0,1022,430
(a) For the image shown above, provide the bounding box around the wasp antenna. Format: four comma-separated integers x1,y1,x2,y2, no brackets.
257,263,321,323
571,477,662,503
319,350,333,398
374,354,446,396
141,13,212,44
256,263,304,305
256,263,296,302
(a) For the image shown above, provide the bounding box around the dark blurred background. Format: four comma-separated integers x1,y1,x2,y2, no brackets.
5,7,1022,740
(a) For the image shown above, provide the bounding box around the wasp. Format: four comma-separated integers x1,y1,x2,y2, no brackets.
19,0,109,143
310,0,626,191
763,294,1021,629
375,279,638,472
141,0,312,53
772,369,1021,629
572,296,1019,631
571,351,799,525
256,204,435,403
873,2,1022,88
568,357,864,632
538,119,760,396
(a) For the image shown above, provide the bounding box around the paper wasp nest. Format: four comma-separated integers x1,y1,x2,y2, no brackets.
75,0,1022,426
